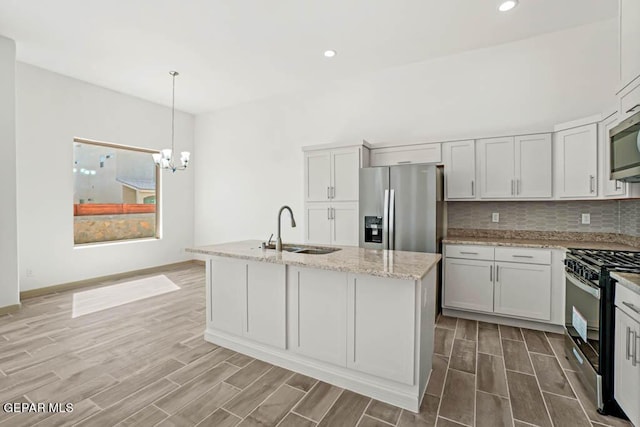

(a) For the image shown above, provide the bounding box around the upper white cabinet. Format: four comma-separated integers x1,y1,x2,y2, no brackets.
600,113,627,198
619,79,640,122
477,134,552,199
443,140,476,200
305,146,362,202
554,124,598,198
370,143,441,167
620,0,640,90
514,134,553,198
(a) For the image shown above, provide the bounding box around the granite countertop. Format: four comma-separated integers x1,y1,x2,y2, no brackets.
611,272,640,296
442,236,640,251
186,240,441,280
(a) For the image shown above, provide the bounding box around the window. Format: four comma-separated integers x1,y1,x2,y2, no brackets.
73,138,160,245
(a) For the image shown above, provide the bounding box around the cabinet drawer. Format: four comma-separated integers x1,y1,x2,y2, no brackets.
445,245,494,261
495,247,551,265
616,282,640,323
370,143,441,166
620,79,640,121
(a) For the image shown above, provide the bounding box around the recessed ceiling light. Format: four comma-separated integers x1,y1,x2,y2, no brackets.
324,50,337,58
498,0,518,12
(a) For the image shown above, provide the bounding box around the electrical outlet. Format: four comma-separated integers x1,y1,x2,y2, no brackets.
492,212,499,223
581,213,591,225
25,268,33,278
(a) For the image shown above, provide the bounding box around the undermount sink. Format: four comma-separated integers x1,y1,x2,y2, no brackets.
262,243,340,255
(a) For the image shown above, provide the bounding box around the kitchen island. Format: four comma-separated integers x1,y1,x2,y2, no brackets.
186,240,441,412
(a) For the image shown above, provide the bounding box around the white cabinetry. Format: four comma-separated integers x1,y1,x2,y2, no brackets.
305,202,358,246
209,258,286,348
620,0,640,91
304,145,365,246
554,124,598,198
305,146,361,202
477,137,515,198
614,281,640,427
477,134,552,199
444,245,553,322
370,143,441,167
443,140,476,200
288,267,347,366
600,113,627,197
347,274,416,384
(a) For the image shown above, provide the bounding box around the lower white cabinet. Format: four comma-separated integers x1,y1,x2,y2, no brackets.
305,202,358,246
288,267,347,366
444,258,494,313
494,262,551,321
209,258,286,348
347,274,415,384
615,307,640,426
443,244,554,322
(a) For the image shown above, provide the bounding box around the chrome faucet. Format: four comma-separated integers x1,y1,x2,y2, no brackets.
276,206,296,251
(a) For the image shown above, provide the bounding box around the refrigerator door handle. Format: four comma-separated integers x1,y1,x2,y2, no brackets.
389,189,395,250
383,189,389,249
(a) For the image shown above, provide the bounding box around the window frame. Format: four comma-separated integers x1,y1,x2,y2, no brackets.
73,137,162,246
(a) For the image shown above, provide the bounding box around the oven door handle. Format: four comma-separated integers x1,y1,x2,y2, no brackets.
566,273,600,299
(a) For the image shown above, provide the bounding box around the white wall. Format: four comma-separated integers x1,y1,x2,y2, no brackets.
0,36,19,308
17,63,195,291
194,20,619,245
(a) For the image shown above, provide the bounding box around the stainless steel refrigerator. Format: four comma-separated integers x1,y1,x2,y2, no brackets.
359,164,443,253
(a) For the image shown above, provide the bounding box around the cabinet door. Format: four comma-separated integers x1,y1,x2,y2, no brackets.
245,262,286,348
494,262,551,321
305,151,331,202
514,134,552,198
620,0,640,89
347,274,415,384
477,137,515,198
443,140,476,199
289,267,347,366
210,257,245,335
331,202,358,246
615,308,640,426
331,148,360,201
305,204,331,245
443,258,494,313
601,114,627,197
555,124,598,198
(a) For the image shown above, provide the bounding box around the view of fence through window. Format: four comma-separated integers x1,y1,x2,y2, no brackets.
73,138,160,245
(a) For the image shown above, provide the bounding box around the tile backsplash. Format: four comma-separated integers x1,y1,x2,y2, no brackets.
448,200,640,237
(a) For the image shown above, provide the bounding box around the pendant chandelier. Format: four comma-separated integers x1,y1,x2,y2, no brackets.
152,71,190,172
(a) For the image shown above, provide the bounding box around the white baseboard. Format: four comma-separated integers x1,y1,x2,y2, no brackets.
442,308,564,334
204,329,423,412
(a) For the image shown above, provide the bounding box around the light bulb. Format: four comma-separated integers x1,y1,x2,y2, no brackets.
498,0,518,12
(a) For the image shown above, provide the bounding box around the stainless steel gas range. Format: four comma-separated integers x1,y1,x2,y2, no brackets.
564,248,640,418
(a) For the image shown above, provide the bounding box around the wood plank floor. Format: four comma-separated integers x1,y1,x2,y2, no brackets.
0,263,632,426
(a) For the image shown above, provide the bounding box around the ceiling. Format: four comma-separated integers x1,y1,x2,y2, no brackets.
0,0,617,114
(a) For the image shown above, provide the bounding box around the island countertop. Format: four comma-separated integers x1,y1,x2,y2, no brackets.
186,240,441,280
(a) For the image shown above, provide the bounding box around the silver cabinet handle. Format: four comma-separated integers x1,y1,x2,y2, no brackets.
512,255,534,259
397,160,411,164
627,327,632,360
489,265,493,281
327,207,331,220
496,265,500,282
517,179,520,195
633,330,638,367
623,301,640,315
589,175,595,193
389,189,396,250
327,187,331,199
511,179,514,196
626,103,640,114
460,251,479,255
331,186,335,199
471,181,475,196
332,207,335,220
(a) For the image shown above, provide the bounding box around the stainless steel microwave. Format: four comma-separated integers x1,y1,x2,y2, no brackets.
610,110,640,182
